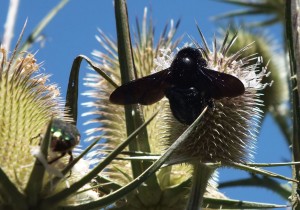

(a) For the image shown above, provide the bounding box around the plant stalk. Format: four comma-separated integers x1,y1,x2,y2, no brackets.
114,0,161,205
2,0,19,52
186,163,215,210
285,1,300,208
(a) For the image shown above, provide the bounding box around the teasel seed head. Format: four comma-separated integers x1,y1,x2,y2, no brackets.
218,27,288,114
0,46,66,191
163,30,268,164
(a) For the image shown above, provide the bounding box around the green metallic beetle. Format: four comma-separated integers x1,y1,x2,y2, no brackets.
48,118,80,164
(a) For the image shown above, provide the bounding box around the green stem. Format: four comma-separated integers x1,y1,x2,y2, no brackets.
219,175,290,200
114,0,161,205
20,0,69,52
245,161,300,167
285,1,300,208
186,163,216,210
228,162,297,183
115,0,145,177
203,197,287,209
114,0,135,83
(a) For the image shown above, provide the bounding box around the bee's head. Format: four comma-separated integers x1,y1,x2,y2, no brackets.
171,47,207,70
170,47,207,85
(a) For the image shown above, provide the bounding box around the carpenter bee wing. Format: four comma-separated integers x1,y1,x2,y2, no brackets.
109,69,171,105
201,67,245,99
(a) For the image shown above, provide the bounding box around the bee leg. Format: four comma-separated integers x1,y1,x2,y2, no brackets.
48,152,66,164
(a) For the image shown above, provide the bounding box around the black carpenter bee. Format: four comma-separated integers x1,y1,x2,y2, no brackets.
110,47,245,125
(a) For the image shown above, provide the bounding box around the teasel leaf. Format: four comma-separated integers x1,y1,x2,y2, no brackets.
202,197,287,209
219,175,290,200
25,118,52,206
0,166,27,209
66,55,117,125
20,0,70,52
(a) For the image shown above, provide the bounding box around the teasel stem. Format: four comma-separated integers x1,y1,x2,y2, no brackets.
114,0,135,83
186,163,216,210
114,0,161,203
2,0,19,52
285,1,300,207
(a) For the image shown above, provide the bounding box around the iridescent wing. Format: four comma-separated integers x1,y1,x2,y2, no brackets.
200,67,245,99
109,69,171,105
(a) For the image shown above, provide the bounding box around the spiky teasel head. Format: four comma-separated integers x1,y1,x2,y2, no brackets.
165,30,268,164
218,27,288,114
0,31,98,206
0,46,65,191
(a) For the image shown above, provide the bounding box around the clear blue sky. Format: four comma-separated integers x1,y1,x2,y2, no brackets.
0,0,290,207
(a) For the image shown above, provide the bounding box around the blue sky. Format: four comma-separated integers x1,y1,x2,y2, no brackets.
0,0,290,207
